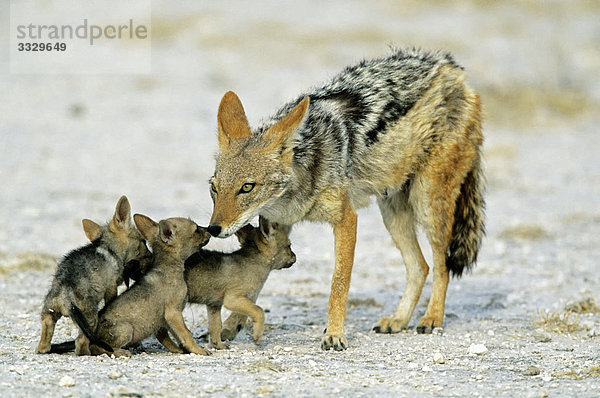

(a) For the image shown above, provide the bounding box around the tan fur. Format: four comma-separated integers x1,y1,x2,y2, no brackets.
88,215,212,357
185,218,295,348
209,50,485,349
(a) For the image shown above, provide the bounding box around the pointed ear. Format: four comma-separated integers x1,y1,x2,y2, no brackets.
217,91,252,147
133,214,158,241
82,219,101,241
258,216,274,242
158,220,175,244
235,224,255,245
264,96,309,153
113,195,132,227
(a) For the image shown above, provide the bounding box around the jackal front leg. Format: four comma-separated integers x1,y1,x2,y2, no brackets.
321,199,357,351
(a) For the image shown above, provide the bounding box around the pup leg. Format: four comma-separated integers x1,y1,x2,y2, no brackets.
36,310,60,354
322,196,357,351
221,312,248,341
223,296,265,344
207,305,227,349
156,327,183,353
75,307,97,356
164,307,211,356
374,190,429,333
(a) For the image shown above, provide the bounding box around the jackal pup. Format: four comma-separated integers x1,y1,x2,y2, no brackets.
185,216,295,349
208,48,485,350
36,196,151,355
79,215,212,357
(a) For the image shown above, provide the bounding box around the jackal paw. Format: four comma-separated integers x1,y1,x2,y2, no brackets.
35,343,51,354
321,329,347,351
188,345,212,356
221,322,245,341
372,316,409,334
112,348,132,358
210,340,228,350
417,315,443,334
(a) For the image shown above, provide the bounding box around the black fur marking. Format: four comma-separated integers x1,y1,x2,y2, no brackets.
312,89,368,126
69,303,114,353
365,99,416,145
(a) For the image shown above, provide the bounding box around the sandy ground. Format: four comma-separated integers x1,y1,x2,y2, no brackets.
1,1,600,397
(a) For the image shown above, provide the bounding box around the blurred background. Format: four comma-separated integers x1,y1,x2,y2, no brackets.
1,0,599,261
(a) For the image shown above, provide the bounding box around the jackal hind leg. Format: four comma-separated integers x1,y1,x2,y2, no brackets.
207,305,228,349
75,308,98,356
164,307,211,355
156,327,183,353
413,151,473,334
36,310,61,354
221,312,249,341
223,296,265,344
374,190,429,334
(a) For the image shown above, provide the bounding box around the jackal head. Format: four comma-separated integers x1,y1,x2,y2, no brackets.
208,91,309,238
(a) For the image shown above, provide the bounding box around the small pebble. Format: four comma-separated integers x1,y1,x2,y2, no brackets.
283,347,293,352
422,365,433,372
108,369,123,380
542,375,552,382
433,352,446,364
59,375,75,387
487,330,495,336
468,343,488,355
523,366,541,376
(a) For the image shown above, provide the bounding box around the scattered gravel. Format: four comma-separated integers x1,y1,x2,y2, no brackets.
1,1,599,397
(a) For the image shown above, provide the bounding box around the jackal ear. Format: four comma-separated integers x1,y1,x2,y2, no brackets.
217,91,252,147
264,96,309,156
133,214,158,241
235,224,255,246
82,219,101,242
158,220,175,244
113,195,132,227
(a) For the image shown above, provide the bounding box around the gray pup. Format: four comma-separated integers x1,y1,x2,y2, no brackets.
80,215,212,357
36,196,151,355
185,216,295,349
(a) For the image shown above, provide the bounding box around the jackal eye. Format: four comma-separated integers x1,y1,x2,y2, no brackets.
239,183,255,194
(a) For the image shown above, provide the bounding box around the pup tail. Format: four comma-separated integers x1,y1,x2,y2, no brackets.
49,340,75,353
446,157,486,277
69,303,114,353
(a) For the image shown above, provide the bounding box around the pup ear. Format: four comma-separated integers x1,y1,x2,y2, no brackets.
133,214,158,241
264,96,309,162
112,195,132,228
158,220,175,244
258,216,274,242
235,224,255,245
82,219,101,241
217,91,252,147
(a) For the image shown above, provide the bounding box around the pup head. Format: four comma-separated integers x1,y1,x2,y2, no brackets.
82,195,151,266
208,91,310,238
134,215,211,261
235,216,296,270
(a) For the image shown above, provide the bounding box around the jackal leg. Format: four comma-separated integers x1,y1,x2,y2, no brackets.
223,296,265,344
164,307,211,355
156,327,183,353
221,312,249,341
414,150,472,333
374,191,429,333
207,305,227,349
321,197,357,351
36,310,61,354
75,308,97,356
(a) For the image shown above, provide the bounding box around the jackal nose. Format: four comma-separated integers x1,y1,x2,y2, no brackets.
207,225,222,237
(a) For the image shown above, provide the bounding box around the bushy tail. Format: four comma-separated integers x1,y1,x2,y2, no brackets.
446,157,486,277
69,303,114,353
